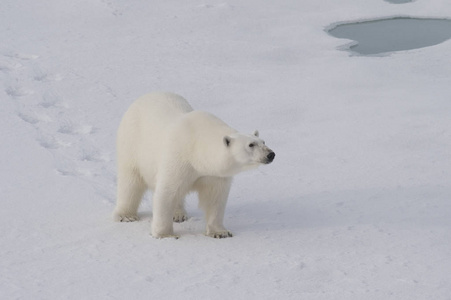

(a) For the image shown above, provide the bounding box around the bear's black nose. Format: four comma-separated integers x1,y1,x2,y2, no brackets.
267,151,275,162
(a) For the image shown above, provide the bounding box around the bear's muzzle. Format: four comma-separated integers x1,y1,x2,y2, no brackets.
265,151,275,164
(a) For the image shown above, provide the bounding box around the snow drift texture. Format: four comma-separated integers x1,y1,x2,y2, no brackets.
1,0,450,299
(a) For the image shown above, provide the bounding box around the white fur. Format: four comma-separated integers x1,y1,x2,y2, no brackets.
113,92,274,238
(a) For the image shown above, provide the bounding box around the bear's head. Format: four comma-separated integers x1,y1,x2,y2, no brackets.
223,130,275,174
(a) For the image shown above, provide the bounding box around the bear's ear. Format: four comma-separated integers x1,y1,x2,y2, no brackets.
253,130,259,137
223,136,232,147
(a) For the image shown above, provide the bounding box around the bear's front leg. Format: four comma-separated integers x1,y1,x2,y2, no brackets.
151,188,179,239
152,160,196,238
197,177,233,239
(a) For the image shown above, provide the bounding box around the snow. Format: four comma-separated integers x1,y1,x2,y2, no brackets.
1,0,451,299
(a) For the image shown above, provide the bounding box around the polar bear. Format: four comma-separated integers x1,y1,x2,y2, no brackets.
113,92,275,238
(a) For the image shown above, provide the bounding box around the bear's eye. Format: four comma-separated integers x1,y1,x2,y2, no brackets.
249,143,255,148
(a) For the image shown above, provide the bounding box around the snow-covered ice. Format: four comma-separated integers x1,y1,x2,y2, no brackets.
1,0,450,299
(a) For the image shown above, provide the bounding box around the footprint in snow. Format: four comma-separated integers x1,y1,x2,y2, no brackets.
32,66,48,82
39,92,67,109
5,86,34,98
4,52,39,60
58,121,95,135
17,112,40,125
198,3,234,10
80,148,110,163
37,135,61,150
0,60,22,72
32,66,64,82
16,112,51,126
101,0,123,16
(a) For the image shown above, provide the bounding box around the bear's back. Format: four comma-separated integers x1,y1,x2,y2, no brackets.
134,92,193,120
117,92,194,172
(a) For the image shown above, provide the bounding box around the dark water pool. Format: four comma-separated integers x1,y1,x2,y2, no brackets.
327,17,451,56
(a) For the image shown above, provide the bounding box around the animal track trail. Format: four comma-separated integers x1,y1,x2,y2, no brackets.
2,51,116,202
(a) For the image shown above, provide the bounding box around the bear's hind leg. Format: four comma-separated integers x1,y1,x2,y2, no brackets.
173,199,189,223
113,170,146,222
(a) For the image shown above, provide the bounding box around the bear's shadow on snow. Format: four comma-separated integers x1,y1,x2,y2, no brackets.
129,187,435,236
135,195,366,235
227,198,337,234
228,187,434,234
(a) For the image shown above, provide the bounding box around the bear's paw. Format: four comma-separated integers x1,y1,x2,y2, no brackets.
114,213,139,222
173,212,189,223
207,231,233,239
